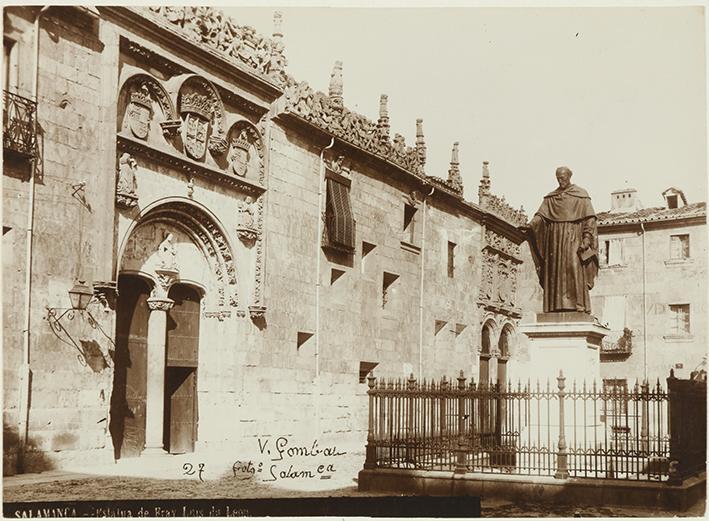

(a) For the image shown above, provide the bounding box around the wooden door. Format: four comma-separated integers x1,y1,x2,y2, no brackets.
165,367,197,454
164,284,200,454
110,275,150,459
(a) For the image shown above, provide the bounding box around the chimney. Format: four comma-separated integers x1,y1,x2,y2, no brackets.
610,188,641,213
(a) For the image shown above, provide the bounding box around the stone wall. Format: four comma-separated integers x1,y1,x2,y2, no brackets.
2,6,533,473
594,221,707,382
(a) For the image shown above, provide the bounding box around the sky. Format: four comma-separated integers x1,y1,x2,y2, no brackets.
218,3,707,214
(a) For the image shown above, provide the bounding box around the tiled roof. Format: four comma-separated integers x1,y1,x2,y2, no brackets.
597,202,706,226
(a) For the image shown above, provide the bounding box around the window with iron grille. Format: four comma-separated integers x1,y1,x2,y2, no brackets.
669,234,689,260
669,304,690,335
403,203,417,245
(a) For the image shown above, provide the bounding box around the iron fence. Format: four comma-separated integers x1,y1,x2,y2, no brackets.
362,370,704,483
3,90,37,158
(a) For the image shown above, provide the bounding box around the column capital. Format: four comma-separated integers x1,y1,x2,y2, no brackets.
147,297,174,311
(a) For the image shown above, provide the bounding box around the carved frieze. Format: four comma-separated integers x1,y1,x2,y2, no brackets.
478,249,520,314
284,81,435,183
480,193,528,228
485,229,521,258
202,310,232,321
144,6,288,86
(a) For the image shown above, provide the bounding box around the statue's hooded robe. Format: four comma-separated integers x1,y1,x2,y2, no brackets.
527,184,599,313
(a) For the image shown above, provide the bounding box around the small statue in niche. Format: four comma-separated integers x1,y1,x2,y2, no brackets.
227,129,251,177
237,196,255,229
157,232,178,271
116,153,138,208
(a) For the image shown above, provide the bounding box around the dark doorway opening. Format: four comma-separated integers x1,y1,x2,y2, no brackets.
110,274,150,460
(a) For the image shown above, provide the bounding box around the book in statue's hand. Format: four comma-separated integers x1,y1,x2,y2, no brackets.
578,248,595,262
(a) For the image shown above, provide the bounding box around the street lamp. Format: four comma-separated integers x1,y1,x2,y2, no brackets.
68,280,93,310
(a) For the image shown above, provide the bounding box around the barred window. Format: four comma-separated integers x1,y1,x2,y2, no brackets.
669,304,690,335
670,234,689,260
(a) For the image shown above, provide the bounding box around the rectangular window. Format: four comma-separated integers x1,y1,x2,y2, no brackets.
324,176,355,252
669,304,690,335
670,234,690,260
601,295,626,332
606,238,624,266
667,195,678,209
403,203,417,244
4,38,18,93
447,241,456,278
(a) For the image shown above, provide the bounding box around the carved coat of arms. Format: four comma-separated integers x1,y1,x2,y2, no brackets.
227,130,251,177
181,92,212,160
127,84,152,139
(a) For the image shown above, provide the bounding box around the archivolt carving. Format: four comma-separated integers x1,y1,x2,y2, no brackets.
142,202,238,309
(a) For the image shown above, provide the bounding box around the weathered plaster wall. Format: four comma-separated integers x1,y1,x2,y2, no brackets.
595,222,707,382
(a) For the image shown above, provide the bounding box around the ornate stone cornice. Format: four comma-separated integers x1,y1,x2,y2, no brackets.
140,6,288,87
283,81,438,185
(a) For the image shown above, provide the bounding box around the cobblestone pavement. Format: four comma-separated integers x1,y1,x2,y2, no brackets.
3,473,705,517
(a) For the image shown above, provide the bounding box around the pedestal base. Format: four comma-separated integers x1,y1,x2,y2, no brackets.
520,314,609,386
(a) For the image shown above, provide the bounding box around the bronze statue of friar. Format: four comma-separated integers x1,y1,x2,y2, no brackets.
520,167,599,314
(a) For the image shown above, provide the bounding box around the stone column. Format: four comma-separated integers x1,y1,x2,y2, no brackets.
144,296,174,454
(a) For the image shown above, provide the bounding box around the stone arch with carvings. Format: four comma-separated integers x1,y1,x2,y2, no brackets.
117,198,238,311
118,73,178,140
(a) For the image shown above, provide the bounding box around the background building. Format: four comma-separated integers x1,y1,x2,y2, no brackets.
594,187,707,386
3,6,539,475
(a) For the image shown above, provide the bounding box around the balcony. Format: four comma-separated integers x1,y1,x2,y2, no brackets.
3,90,37,159
600,328,633,360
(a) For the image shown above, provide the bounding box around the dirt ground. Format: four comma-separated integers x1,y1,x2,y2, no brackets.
3,474,706,517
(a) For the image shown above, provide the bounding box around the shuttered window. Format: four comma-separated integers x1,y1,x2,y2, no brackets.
325,177,355,251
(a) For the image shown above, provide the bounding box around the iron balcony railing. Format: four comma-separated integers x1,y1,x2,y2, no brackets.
363,371,706,483
3,90,37,159
601,328,633,358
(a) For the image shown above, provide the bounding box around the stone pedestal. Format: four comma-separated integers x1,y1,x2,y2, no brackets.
518,313,610,474
520,312,608,386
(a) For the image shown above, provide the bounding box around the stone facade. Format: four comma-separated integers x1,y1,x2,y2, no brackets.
2,6,538,475
594,189,707,383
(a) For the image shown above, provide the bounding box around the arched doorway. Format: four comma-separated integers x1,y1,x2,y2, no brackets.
112,199,236,458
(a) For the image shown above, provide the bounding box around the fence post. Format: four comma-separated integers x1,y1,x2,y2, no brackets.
640,379,650,455
455,371,467,474
364,372,377,469
406,373,416,465
554,371,569,479
440,375,448,438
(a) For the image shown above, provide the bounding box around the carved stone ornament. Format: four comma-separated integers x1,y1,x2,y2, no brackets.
228,130,251,177
202,310,232,321
157,232,179,272
147,296,174,312
181,92,211,160
126,83,152,139
284,81,428,179
208,134,229,155
116,153,139,208
248,305,266,320
145,6,288,85
485,230,521,258
160,119,182,137
93,280,118,311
